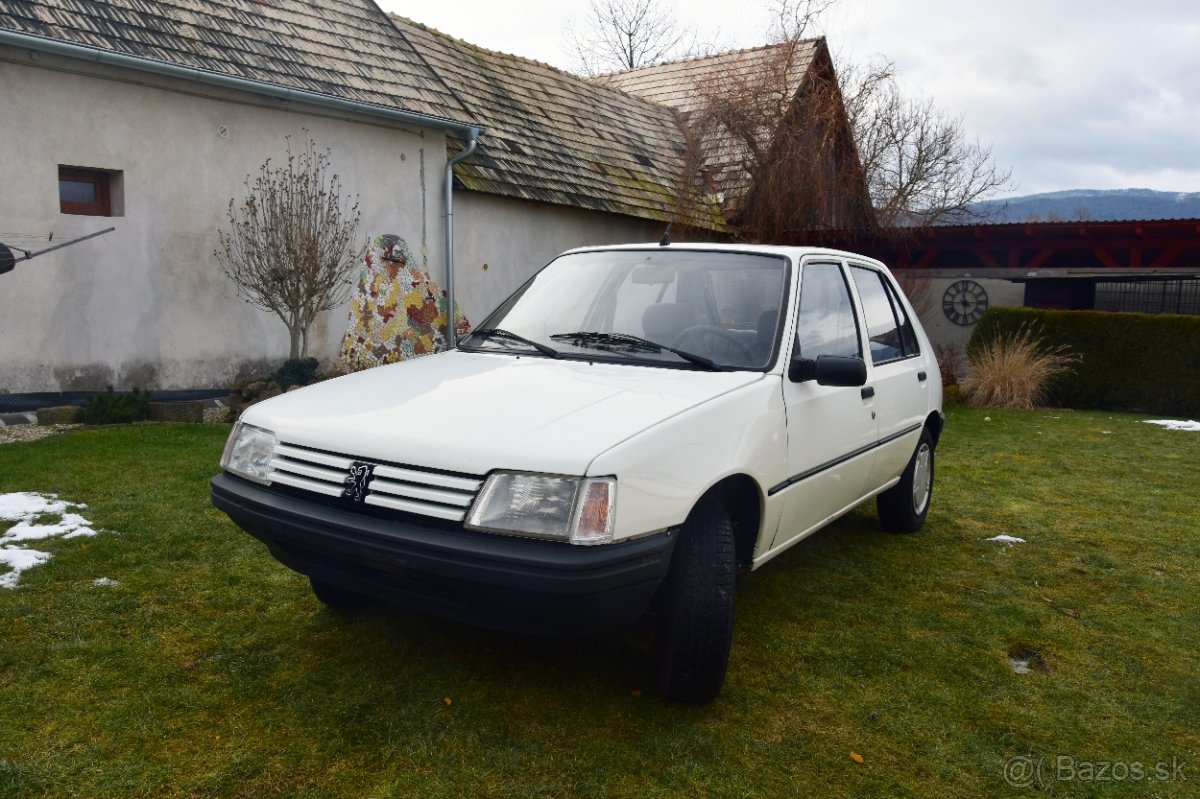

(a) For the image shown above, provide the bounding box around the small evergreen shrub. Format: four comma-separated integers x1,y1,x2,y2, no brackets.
268,357,320,389
80,388,152,425
962,326,1078,409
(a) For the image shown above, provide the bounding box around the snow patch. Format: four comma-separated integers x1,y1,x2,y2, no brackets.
0,548,52,589
93,577,119,587
0,492,100,589
986,534,1027,544
1142,419,1200,432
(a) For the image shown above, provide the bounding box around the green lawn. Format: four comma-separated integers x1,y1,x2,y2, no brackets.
1,408,1196,798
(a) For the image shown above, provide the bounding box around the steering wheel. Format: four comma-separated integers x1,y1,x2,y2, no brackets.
671,325,756,363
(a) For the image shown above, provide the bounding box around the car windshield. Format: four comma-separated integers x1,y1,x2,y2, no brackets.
462,249,789,370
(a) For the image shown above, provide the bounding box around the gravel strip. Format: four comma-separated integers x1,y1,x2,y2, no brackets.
0,424,82,445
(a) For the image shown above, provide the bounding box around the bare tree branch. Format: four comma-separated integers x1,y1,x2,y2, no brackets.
570,0,697,74
215,134,363,358
767,0,836,43
840,58,1013,226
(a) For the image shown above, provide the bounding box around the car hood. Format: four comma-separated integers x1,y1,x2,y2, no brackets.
242,351,765,476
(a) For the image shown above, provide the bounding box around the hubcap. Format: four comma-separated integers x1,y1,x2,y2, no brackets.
912,444,932,515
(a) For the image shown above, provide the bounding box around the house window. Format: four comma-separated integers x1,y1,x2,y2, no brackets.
58,166,122,216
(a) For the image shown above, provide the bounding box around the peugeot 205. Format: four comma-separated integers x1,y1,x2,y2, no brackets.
212,243,944,702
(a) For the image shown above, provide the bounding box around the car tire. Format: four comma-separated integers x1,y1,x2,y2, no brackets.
653,496,736,703
309,577,371,611
877,428,935,533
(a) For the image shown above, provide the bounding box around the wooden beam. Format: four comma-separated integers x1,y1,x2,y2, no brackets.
1091,247,1122,269
910,249,939,270
1024,248,1057,271
976,249,1003,270
1148,245,1186,269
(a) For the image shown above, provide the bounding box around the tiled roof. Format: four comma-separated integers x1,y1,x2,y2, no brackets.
595,40,819,117
0,0,473,125
390,15,710,227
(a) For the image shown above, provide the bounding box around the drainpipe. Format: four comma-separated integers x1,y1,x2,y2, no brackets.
444,128,480,349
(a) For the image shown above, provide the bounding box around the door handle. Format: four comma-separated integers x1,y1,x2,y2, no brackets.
918,371,928,382
861,386,875,399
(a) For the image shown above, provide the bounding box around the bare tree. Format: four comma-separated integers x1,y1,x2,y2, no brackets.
216,135,363,358
570,0,695,74
843,61,1014,227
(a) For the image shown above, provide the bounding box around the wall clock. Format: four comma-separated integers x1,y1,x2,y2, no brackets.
942,279,989,326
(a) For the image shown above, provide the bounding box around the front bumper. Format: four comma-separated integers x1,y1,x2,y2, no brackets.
211,473,677,636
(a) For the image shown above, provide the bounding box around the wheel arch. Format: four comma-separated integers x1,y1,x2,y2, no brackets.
925,410,945,447
695,473,763,572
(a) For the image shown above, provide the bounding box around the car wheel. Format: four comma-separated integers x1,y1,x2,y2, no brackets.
653,496,736,703
877,428,935,533
309,577,372,611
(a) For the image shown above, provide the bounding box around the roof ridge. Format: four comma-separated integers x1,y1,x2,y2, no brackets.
594,37,824,79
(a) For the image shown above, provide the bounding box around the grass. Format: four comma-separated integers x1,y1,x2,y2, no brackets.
0,409,1196,798
962,326,1079,409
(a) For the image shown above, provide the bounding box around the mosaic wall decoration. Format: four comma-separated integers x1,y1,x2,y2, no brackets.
338,234,470,372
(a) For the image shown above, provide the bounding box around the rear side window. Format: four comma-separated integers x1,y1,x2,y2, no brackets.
850,266,919,364
795,262,861,359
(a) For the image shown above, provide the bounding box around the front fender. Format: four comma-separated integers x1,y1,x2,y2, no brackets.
587,377,787,546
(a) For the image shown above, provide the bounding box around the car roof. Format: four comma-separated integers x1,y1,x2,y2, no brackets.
562,241,887,266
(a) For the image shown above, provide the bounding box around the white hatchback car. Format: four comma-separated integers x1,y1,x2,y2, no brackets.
213,243,944,702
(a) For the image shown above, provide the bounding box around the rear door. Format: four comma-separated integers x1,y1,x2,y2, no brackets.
772,259,878,549
848,263,929,490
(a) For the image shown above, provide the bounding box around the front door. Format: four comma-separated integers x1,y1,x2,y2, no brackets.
772,260,878,549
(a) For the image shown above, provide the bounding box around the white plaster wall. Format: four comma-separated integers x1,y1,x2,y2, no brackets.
906,277,1026,352
452,192,664,324
0,47,448,391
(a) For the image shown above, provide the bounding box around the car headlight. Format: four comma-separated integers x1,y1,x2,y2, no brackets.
465,472,616,545
220,422,277,484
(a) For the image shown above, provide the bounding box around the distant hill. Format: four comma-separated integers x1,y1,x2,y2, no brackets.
971,188,1200,223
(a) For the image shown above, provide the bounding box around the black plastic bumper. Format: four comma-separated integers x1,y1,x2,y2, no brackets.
211,473,677,636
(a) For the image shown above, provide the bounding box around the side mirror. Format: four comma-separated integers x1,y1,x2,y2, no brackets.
789,354,867,387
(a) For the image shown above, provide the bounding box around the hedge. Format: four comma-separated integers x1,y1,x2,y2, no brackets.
968,307,1200,416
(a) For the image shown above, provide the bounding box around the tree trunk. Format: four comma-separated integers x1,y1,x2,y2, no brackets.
287,325,302,359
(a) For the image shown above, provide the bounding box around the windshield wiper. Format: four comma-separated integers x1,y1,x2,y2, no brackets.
550,331,720,370
464,328,560,358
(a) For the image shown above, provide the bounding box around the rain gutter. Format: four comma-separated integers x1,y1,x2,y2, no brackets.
0,29,475,132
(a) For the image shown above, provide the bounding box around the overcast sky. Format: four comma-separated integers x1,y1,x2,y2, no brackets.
376,0,1200,199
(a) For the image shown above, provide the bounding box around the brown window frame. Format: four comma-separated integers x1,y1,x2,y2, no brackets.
59,167,112,216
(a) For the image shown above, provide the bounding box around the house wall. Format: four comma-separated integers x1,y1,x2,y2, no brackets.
452,192,664,324
0,46,450,392
908,277,1026,353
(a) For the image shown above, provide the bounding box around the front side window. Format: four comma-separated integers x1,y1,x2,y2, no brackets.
463,250,789,370
850,265,910,364
795,261,861,359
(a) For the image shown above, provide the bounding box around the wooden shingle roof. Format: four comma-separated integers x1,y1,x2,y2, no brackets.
595,40,820,117
596,40,832,220
0,0,473,125
390,15,701,226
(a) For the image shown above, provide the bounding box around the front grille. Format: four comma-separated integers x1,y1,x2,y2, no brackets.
268,442,484,523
